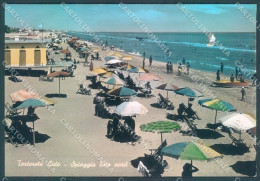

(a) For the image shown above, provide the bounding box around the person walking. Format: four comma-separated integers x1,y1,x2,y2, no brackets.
216,70,220,81
166,62,169,74
235,67,238,80
186,62,190,74
241,87,246,101
220,62,224,73
143,51,146,69
170,62,173,73
149,56,153,66
182,58,186,65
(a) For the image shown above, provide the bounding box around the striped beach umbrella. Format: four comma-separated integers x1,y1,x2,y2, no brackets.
157,83,179,99
161,142,223,169
128,67,146,73
115,101,148,117
198,98,236,124
140,121,180,143
107,87,137,97
103,76,125,86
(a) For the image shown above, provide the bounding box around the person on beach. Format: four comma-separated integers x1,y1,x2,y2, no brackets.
143,58,145,69
186,62,190,74
220,62,224,73
170,62,173,73
149,56,153,66
241,87,246,101
182,58,186,65
182,163,199,177
27,106,35,117
145,81,151,90
166,62,169,74
96,52,99,60
235,67,238,80
240,74,245,83
230,74,235,82
216,70,220,81
177,63,182,76
252,72,257,86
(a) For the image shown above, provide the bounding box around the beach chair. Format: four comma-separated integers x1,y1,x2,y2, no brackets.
8,75,22,82
5,103,21,117
182,116,198,135
3,118,17,146
138,161,151,177
139,88,153,98
140,140,168,176
39,75,54,82
157,93,173,109
76,84,91,95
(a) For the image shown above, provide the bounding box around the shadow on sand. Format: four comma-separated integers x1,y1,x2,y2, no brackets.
106,132,141,143
45,93,67,98
230,161,256,176
210,143,250,156
180,129,225,139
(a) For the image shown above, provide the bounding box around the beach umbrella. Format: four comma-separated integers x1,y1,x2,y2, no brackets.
60,48,71,60
137,73,161,81
11,99,54,110
102,76,125,86
92,67,107,74
107,87,137,97
219,113,256,141
161,142,223,169
100,72,114,78
174,87,203,98
157,83,179,99
104,56,117,61
106,59,122,65
115,101,148,117
107,52,122,58
140,121,180,143
80,47,89,52
10,90,56,104
10,89,38,102
174,87,204,104
198,98,236,124
128,67,146,73
72,37,78,40
123,56,132,61
47,71,70,98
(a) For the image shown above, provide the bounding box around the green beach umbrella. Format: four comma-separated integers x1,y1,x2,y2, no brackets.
103,76,125,86
140,121,180,143
11,98,53,110
174,87,204,104
198,98,236,124
161,142,223,168
80,47,89,52
107,87,137,97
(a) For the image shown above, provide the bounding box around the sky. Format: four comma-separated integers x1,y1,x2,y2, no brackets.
5,4,257,32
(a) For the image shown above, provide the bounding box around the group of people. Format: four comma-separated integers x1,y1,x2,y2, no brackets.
165,58,190,75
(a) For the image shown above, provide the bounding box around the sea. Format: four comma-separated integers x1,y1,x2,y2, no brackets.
66,32,256,77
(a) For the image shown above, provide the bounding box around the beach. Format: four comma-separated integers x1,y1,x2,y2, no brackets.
5,35,256,177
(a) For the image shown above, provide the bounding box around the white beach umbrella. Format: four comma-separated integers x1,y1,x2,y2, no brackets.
106,59,122,65
115,101,148,117
219,113,256,131
219,113,256,140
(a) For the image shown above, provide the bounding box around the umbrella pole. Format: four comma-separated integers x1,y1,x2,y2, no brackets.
161,133,163,144
167,91,168,99
215,110,218,124
59,76,61,98
239,130,242,141
33,121,35,146
191,160,193,170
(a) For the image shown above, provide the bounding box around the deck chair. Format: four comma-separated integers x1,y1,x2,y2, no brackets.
39,75,54,82
76,84,91,95
138,161,151,177
3,118,18,146
5,102,21,117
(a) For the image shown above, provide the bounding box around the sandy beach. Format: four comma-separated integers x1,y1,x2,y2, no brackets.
5,37,256,177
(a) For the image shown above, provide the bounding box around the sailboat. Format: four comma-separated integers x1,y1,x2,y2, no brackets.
207,33,216,47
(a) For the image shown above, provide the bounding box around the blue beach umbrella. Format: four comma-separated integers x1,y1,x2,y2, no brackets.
11,98,53,110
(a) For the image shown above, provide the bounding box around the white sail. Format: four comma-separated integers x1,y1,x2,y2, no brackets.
207,33,215,47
